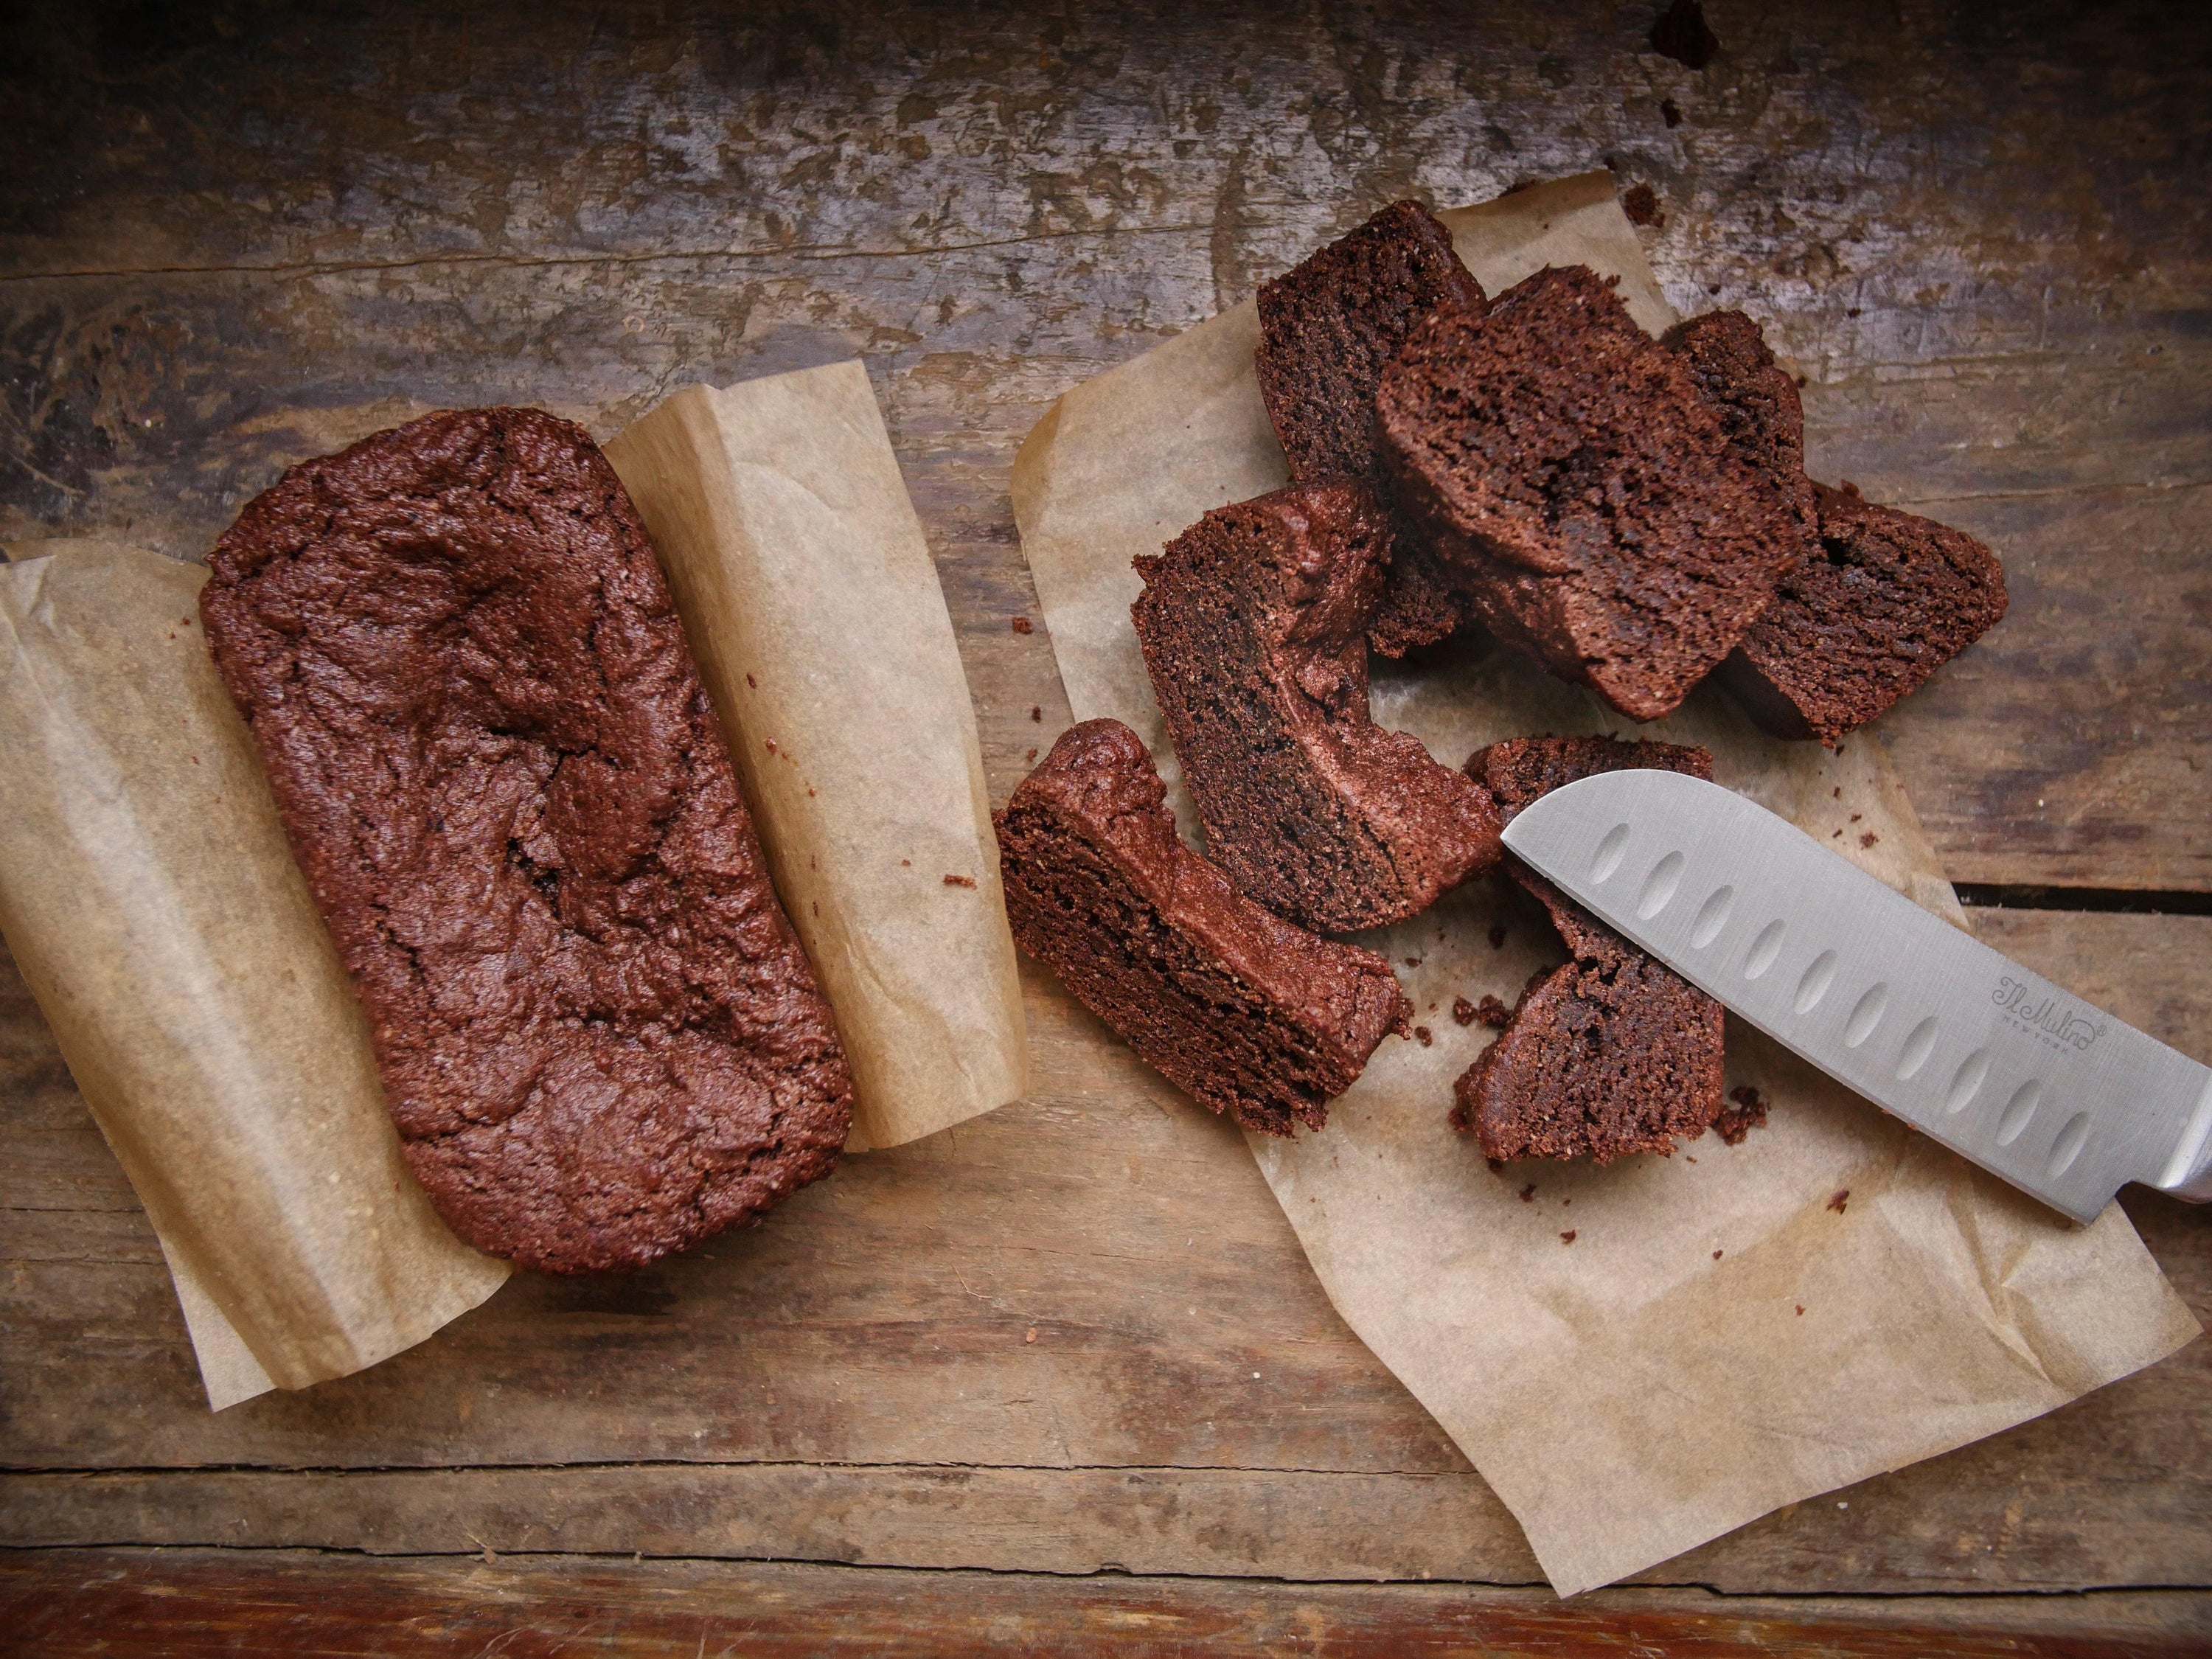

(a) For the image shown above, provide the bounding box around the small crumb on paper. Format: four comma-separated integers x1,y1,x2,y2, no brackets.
1859,832,1879,849
1622,183,1663,227
1404,956,1422,968
1560,1230,1577,1245
1476,995,1512,1029
944,874,976,888
1010,616,1033,634
1520,1183,1537,1203
1453,996,1478,1026
1030,705,1042,722
1025,748,1038,763
1713,1249,1723,1260
1024,1327,1037,1344
1828,1189,1850,1214
745,673,757,689
1796,1304,1806,1315
1413,1026,1433,1046
1714,1085,1767,1145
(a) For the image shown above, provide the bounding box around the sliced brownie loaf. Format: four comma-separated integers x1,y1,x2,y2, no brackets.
1719,482,2009,746
1661,309,1819,541
202,407,854,1274
1659,312,2009,744
1452,737,1726,1164
995,720,1411,1135
1376,265,1806,720
1254,198,1489,657
1133,483,1501,932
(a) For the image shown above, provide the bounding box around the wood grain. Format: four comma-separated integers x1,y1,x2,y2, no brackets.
8,1551,2212,1658
1,1,2207,884
1,0,2208,1641
4,914,2207,1596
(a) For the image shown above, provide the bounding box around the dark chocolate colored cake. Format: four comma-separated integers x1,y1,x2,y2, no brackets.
1453,736,1726,1163
1376,265,1805,720
1254,199,1489,657
995,720,1411,1135
1661,309,1819,541
1719,482,2009,747
1133,482,1501,932
202,407,854,1274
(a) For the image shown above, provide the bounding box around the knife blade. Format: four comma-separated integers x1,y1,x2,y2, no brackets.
1499,768,2212,1222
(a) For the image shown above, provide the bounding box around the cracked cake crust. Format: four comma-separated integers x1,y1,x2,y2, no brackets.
201,406,853,1274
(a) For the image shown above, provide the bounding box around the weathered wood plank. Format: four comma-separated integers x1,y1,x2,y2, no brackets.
7,1549,2211,1658
3,2,2209,886
3,913,2206,1593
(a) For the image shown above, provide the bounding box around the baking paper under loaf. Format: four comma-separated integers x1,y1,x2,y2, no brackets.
607,361,1028,1152
0,542,509,1409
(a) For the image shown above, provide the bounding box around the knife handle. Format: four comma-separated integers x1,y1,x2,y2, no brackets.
2155,1073,2212,1202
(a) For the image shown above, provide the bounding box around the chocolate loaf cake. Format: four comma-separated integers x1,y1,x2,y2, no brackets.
201,407,854,1274
1254,199,1489,657
995,720,1410,1134
1719,482,2009,747
1661,309,1819,541
1133,483,1501,932
1452,737,1725,1163
1659,312,2009,743
1376,265,1805,720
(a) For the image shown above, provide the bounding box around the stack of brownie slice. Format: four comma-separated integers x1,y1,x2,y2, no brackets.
997,196,2010,1166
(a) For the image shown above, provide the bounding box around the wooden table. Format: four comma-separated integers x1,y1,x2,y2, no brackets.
4,3,2208,1652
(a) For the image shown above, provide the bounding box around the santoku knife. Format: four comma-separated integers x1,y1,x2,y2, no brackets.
1500,769,2212,1222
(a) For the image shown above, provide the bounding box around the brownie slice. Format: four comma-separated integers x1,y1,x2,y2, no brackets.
1254,199,1489,657
202,407,855,1274
1133,482,1501,932
995,720,1411,1134
1376,265,1806,720
1452,737,1726,1164
1661,309,1819,541
1658,313,2009,743
1718,482,2009,746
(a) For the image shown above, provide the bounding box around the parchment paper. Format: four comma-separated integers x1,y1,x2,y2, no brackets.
1009,173,2200,1594
608,361,1028,1151
0,542,509,1410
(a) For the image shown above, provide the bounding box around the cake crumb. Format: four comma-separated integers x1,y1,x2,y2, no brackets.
901,858,911,866
1404,956,1422,968
746,673,757,689
1849,813,1862,822
1475,995,1511,1029
1651,0,1719,69
1030,705,1043,722
1713,1248,1723,1259
1413,1026,1433,1046
1714,1085,1768,1145
1024,1327,1037,1344
1026,748,1038,763
1622,183,1663,228
1859,831,1879,849
944,874,976,888
1827,1189,1850,1214
1486,1157,1506,1173
765,738,778,754
1519,1183,1537,1203
1010,616,1033,634
1453,996,1478,1026
1796,1304,1806,1315
1560,1230,1577,1244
